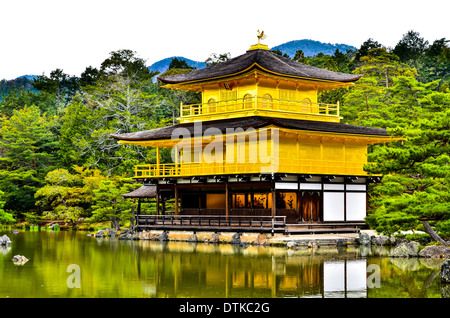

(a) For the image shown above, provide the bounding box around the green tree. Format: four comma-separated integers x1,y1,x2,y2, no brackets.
32,69,80,108
0,88,56,117
393,30,429,68
79,66,100,89
205,52,231,67
88,177,138,230
57,96,94,168
60,50,166,176
34,168,84,228
363,79,450,242
341,48,418,124
354,48,417,89
34,166,109,227
98,49,158,84
419,38,450,85
81,74,162,175
293,50,308,64
0,190,15,224
168,57,195,70
354,38,383,65
0,106,58,213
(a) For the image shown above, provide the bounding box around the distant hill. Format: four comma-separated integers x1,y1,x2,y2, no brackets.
148,56,206,76
271,39,357,58
16,75,38,81
0,76,38,100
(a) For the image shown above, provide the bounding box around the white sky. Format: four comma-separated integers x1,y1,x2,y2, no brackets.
0,0,448,80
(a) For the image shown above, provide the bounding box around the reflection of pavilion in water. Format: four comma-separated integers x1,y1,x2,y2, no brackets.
138,243,368,298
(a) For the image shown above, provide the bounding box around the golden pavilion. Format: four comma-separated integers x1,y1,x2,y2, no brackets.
111,37,396,234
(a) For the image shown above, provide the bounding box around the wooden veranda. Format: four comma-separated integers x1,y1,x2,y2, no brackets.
123,184,365,235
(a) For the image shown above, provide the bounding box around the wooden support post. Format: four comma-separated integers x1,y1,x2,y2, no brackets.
174,146,179,175
271,189,276,236
156,192,160,216
156,146,160,176
250,192,254,216
174,184,179,217
225,183,229,219
271,189,276,217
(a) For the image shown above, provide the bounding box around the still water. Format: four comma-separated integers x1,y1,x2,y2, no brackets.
0,230,446,298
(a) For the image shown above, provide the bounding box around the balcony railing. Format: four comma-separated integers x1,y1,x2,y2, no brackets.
136,215,287,234
180,96,339,121
134,158,366,179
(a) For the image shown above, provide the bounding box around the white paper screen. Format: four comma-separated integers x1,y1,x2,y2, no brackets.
323,192,344,221
346,192,366,221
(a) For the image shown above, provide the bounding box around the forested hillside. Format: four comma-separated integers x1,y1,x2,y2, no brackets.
271,39,356,57
148,56,206,75
0,31,448,240
0,76,38,100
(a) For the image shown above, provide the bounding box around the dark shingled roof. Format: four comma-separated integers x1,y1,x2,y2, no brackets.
122,185,157,198
158,49,361,84
110,116,388,142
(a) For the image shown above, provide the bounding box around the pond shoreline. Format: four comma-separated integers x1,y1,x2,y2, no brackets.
95,228,376,248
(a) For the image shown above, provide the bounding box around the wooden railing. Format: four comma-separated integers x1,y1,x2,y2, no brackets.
180,96,339,119
133,159,366,178
136,214,287,235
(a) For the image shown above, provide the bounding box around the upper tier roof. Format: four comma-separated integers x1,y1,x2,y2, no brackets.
158,49,362,84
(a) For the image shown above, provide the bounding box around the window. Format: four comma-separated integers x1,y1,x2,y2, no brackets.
207,98,217,113
243,93,253,109
279,90,295,111
279,90,296,100
261,93,272,109
221,90,237,101
221,90,236,111
301,98,312,113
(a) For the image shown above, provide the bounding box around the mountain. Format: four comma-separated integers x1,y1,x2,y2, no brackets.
0,76,38,100
271,39,357,58
148,56,206,76
16,75,38,81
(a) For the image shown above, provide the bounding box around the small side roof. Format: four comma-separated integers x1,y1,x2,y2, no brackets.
122,185,157,198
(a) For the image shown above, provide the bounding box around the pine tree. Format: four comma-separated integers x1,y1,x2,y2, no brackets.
363,78,450,240
0,106,58,212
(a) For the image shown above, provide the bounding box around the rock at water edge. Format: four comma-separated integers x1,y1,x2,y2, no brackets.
441,259,450,284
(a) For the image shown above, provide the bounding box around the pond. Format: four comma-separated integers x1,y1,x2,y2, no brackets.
0,230,446,298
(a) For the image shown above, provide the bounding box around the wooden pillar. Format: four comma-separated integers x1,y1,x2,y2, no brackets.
250,192,254,216
271,188,277,237
174,145,179,175
225,183,229,219
174,184,179,216
271,189,276,217
156,192,160,216
156,146,160,176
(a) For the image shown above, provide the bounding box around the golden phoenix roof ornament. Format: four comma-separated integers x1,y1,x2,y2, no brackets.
257,30,267,44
